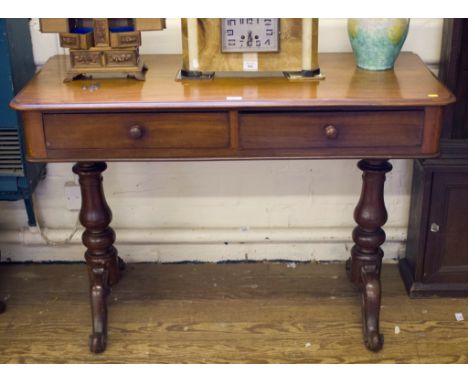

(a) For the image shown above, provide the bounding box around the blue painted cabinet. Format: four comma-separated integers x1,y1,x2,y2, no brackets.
0,19,45,226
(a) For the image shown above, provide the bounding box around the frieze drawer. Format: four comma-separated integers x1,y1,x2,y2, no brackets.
43,112,230,150
239,110,424,149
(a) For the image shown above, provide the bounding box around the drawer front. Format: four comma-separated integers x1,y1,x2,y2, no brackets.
239,111,424,150
104,50,138,67
110,31,141,48
59,33,80,49
70,51,103,68
43,112,230,150
59,32,93,49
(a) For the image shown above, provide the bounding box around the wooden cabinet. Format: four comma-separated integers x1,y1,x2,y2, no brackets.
39,18,166,81
401,154,468,296
400,19,468,296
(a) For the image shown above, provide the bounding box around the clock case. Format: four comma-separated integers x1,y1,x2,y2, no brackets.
179,18,321,80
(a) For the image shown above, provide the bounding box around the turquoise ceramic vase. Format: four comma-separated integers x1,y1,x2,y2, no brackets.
348,18,410,71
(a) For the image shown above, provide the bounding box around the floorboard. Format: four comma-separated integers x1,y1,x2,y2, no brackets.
0,262,466,363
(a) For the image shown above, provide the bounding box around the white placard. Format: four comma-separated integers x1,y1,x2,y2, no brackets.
243,53,258,71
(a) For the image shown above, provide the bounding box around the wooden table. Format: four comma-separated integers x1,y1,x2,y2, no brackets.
10,53,454,354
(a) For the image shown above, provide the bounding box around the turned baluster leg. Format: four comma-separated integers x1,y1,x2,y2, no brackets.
73,162,123,353
347,159,392,352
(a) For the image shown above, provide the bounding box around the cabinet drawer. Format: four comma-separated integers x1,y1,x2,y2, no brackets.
239,111,424,149
104,50,138,67
59,32,94,49
110,31,141,48
70,51,103,68
43,112,230,150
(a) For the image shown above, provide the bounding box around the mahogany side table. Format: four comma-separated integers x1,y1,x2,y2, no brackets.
10,53,454,353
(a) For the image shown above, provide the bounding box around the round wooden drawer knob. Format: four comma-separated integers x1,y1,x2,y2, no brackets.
324,124,338,139
129,125,144,139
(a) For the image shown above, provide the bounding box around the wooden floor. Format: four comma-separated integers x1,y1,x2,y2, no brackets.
0,262,467,363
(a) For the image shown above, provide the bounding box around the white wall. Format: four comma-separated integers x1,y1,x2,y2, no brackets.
0,19,444,263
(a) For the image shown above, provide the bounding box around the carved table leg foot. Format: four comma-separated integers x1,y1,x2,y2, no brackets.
88,264,109,353
347,159,392,352
360,265,383,351
73,162,118,353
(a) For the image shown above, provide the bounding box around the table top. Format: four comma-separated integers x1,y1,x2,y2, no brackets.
11,53,454,112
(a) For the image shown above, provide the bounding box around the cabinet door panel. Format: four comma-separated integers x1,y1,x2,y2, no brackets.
424,171,468,283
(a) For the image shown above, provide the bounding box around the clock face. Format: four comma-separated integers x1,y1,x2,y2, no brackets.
221,18,279,53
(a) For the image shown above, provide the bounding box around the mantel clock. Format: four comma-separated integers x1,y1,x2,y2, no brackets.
180,18,321,80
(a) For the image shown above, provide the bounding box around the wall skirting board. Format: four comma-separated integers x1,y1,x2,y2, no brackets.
0,226,405,263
